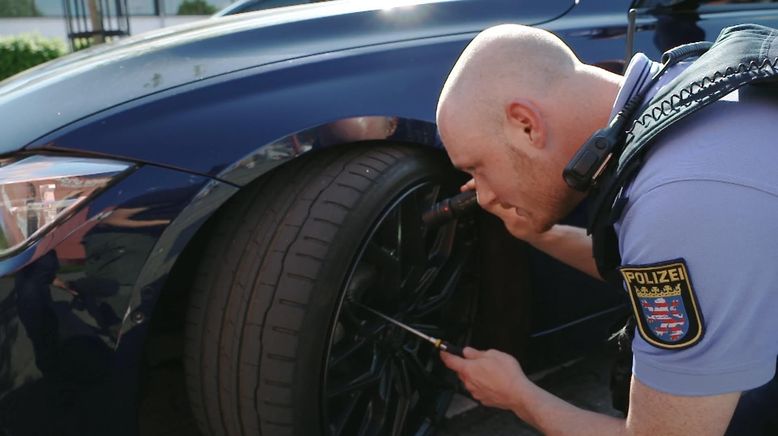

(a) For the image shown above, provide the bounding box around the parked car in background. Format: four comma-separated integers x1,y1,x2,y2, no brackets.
1,1,777,435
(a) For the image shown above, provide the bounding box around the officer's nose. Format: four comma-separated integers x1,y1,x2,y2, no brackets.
475,185,497,209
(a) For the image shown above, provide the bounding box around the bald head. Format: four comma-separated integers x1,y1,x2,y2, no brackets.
435,24,622,232
437,24,579,135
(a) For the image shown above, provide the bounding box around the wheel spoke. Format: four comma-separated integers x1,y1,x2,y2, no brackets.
329,335,371,369
378,359,394,404
330,391,364,436
390,360,412,436
397,190,429,270
355,319,389,340
400,344,451,390
411,419,434,436
400,343,430,382
404,266,440,310
367,363,393,434
404,223,459,307
395,357,412,397
420,185,442,235
356,400,375,436
428,222,457,265
327,352,385,398
412,253,467,317
364,242,399,274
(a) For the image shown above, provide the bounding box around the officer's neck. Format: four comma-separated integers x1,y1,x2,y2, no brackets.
562,65,623,157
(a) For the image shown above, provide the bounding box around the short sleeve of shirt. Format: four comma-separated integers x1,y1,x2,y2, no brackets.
618,180,778,396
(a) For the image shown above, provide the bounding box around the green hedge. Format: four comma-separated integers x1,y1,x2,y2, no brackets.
0,34,66,81
0,0,40,17
177,0,216,15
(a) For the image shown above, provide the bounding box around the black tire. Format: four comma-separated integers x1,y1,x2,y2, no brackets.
185,144,476,436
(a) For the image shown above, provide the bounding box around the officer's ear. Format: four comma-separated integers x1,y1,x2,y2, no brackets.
505,100,546,149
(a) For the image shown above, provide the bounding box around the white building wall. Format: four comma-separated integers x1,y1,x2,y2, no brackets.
28,0,233,16
0,16,209,46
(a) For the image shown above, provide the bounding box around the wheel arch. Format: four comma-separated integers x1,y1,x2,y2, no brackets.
217,115,442,186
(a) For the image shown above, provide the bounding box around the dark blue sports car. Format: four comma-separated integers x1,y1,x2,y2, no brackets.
1,0,777,435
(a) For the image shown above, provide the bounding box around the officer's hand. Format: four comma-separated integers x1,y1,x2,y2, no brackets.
440,346,527,410
459,179,477,193
460,179,544,244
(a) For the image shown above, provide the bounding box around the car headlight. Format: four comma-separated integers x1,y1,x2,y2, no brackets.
0,155,134,258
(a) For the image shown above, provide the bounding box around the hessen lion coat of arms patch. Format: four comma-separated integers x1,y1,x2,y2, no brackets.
619,259,704,350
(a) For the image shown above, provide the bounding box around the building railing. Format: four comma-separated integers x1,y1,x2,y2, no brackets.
62,0,130,50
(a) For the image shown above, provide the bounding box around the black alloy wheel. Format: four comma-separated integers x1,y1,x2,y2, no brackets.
323,181,476,436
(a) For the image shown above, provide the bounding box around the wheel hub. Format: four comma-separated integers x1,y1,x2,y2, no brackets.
381,324,412,351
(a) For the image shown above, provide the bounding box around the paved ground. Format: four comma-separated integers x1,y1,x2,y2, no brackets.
140,344,622,435
437,345,623,435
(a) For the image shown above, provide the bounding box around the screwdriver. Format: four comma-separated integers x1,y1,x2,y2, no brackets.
349,300,465,358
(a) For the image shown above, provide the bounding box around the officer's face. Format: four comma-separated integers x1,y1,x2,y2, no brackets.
443,120,572,233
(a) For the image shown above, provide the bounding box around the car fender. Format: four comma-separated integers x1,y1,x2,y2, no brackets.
29,35,474,180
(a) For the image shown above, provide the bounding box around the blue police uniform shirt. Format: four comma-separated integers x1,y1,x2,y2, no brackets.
611,53,778,396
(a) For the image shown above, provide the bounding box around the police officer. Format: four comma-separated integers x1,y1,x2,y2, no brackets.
436,24,778,434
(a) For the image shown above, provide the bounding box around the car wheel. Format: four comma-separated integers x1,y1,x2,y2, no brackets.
185,144,477,436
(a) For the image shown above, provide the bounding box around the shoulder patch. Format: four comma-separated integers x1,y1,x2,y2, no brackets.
619,259,704,350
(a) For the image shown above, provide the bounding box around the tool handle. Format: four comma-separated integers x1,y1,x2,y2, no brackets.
439,341,465,358
422,191,478,226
